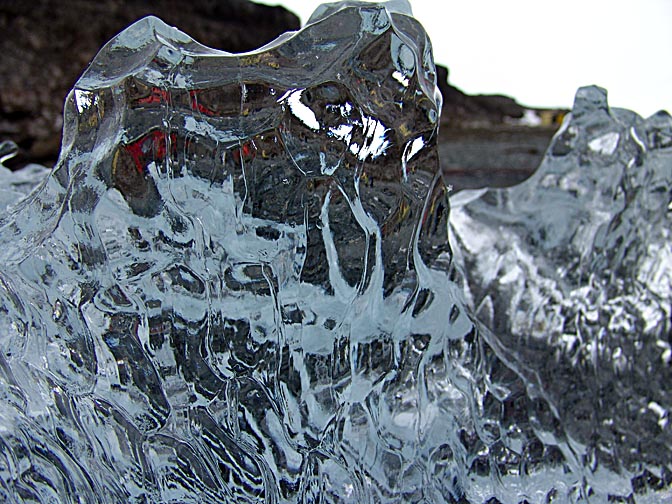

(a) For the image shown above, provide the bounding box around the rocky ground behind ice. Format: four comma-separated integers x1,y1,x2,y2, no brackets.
0,0,566,190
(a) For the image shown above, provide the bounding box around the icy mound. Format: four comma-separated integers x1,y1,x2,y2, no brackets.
0,1,670,502
451,86,672,501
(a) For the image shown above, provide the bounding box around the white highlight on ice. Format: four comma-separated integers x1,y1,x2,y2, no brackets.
280,89,320,131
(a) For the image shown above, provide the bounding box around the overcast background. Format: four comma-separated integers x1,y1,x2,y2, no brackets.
257,0,671,117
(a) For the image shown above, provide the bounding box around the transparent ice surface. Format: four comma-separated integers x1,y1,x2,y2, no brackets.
0,2,670,503
450,86,672,503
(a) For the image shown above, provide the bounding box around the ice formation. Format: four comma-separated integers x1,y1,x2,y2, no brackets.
0,1,669,503
449,87,672,502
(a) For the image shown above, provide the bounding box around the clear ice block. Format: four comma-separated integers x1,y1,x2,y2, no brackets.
0,2,670,503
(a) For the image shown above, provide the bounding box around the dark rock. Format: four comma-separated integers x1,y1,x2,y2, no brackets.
0,0,300,168
435,64,568,190
437,64,554,126
439,126,559,191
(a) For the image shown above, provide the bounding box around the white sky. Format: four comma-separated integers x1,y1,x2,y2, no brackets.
255,0,672,117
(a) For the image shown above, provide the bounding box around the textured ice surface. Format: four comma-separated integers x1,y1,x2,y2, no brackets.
450,86,672,502
0,2,670,504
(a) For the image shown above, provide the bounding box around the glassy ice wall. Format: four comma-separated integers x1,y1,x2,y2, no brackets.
0,1,669,503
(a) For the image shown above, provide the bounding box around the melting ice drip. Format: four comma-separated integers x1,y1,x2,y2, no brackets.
0,1,669,503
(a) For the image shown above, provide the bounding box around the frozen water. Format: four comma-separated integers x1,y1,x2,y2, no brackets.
0,2,670,503
450,86,672,502
0,2,457,502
